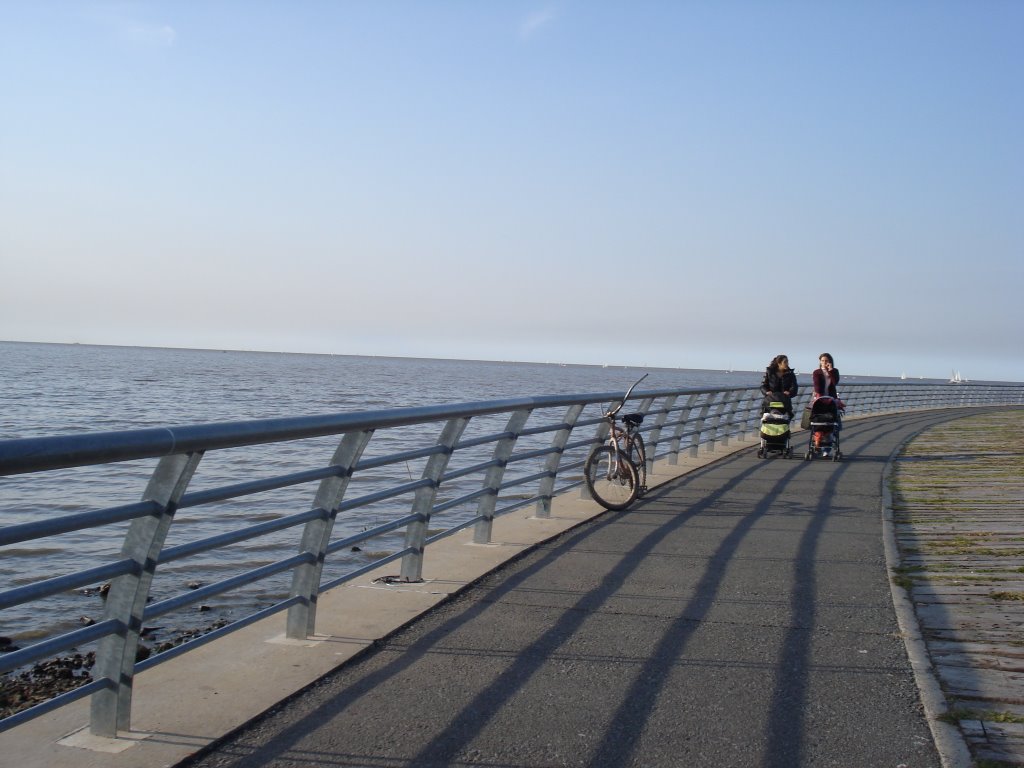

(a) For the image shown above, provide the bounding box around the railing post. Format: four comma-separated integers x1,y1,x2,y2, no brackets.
704,392,728,453
286,429,374,639
884,384,898,413
399,417,470,582
580,409,613,500
690,394,713,457
860,384,872,416
90,451,203,737
668,393,701,464
793,390,810,426
535,404,585,518
474,409,532,543
739,390,756,440
717,391,743,447
646,394,676,470
859,384,876,416
632,395,656,475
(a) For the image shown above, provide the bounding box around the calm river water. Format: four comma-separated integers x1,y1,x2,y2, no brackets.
0,341,900,645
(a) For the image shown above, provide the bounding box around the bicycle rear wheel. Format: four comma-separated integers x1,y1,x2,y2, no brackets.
584,446,639,511
628,434,647,496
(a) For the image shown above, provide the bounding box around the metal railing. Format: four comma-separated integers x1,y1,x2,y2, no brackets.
1,380,1022,736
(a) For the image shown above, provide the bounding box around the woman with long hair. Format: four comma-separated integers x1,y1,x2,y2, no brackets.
760,354,798,416
812,353,839,399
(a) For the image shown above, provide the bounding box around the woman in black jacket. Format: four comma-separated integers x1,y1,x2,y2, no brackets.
760,354,798,417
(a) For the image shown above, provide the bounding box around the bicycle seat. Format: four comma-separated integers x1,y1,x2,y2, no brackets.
623,413,644,427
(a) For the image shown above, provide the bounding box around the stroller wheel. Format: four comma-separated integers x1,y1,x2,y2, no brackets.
805,450,812,461
757,448,764,458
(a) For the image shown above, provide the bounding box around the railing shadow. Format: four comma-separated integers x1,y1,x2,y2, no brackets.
585,454,814,767
176,456,764,766
177,450,818,767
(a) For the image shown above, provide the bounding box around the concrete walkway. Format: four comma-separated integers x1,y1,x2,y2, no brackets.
172,409,984,768
5,408,1003,767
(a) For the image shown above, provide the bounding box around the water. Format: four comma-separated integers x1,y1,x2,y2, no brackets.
0,341,899,647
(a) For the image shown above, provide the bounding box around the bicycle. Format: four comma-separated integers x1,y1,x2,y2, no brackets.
584,374,649,511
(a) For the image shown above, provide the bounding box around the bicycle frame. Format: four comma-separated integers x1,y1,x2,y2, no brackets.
599,374,648,479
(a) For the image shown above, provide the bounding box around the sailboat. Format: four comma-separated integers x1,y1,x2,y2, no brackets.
949,370,967,384
900,372,907,380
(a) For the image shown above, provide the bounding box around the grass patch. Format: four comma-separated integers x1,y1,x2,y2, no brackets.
990,591,1024,601
940,707,1024,724
891,574,914,591
892,564,928,573
920,544,1024,557
921,575,996,585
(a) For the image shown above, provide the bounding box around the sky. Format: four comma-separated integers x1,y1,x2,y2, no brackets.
1,2,1022,382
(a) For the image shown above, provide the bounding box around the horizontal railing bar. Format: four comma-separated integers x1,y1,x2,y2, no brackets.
559,457,587,474
335,478,434,511
565,437,598,452
548,478,585,498
499,470,552,490
441,459,500,483
0,619,123,676
1,386,760,475
143,553,314,620
318,547,413,592
354,444,446,472
423,516,480,545
493,494,543,518
0,677,111,734
506,445,558,463
0,559,139,611
325,514,420,556
454,432,512,451
432,487,493,515
429,474,560,519
519,422,571,437
180,466,342,508
158,508,327,564
446,421,569,448
0,500,160,547
135,596,304,673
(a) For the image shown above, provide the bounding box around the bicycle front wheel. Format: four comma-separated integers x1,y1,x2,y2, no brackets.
628,434,647,496
585,446,639,511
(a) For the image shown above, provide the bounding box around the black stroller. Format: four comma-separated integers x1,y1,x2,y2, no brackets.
757,399,793,459
805,396,843,461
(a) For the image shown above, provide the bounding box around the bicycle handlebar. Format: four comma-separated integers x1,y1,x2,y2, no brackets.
605,373,649,418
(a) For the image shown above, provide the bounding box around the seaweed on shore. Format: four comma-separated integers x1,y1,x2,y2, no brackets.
1,619,230,720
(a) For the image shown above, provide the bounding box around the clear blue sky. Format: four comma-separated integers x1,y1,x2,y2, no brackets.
2,2,1022,381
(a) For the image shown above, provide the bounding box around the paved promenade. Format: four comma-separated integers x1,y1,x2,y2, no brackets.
174,409,982,768
10,407,1017,768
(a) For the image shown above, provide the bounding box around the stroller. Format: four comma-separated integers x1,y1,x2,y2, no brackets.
805,396,843,461
757,400,793,459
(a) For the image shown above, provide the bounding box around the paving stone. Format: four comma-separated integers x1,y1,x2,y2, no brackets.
892,409,1024,765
